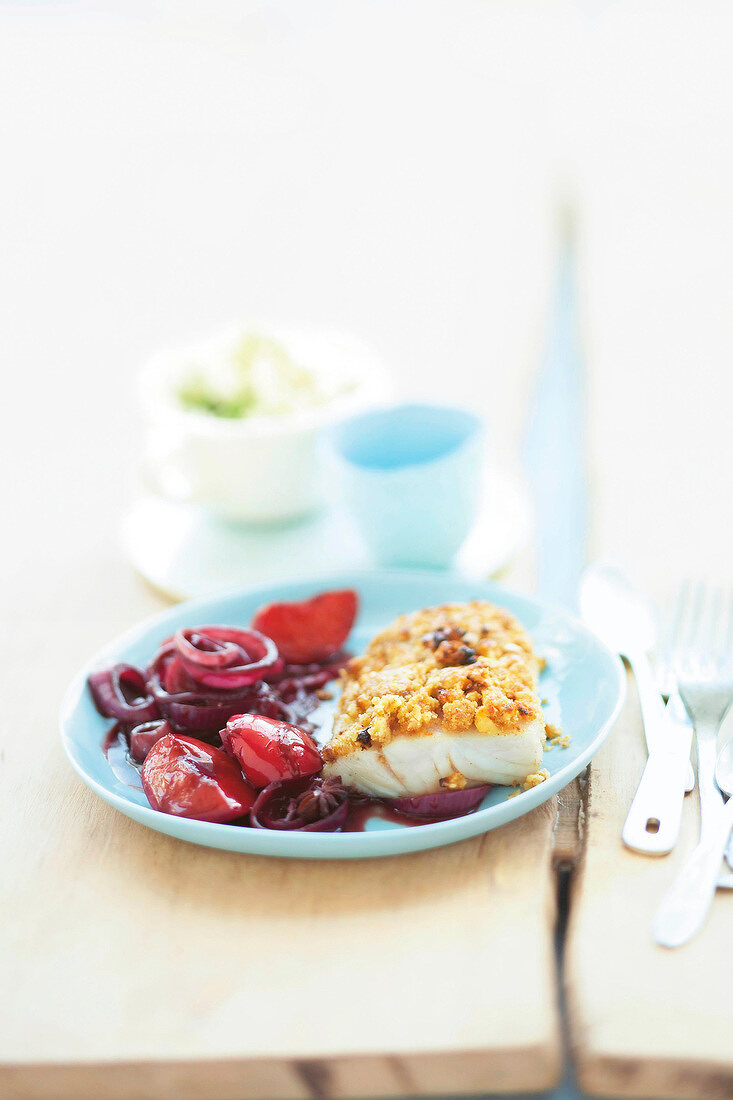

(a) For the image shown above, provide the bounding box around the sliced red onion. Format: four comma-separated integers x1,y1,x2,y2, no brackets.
267,653,347,685
175,630,242,669
389,785,491,819
89,664,159,723
148,646,294,731
250,776,349,832
174,626,281,690
160,648,194,695
96,627,346,769
129,719,173,763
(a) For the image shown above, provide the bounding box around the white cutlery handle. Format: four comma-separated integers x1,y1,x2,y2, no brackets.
652,796,733,947
627,651,665,755
627,654,695,792
622,751,690,854
683,758,695,794
696,717,726,844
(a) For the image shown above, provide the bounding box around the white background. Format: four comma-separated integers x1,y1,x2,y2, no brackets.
2,0,732,614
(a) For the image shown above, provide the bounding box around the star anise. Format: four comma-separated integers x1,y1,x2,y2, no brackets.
286,776,348,823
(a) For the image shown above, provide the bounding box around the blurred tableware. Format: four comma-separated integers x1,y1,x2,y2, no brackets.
123,466,531,599
653,745,733,947
620,704,692,857
673,584,732,840
329,403,484,569
652,586,733,945
716,736,733,879
716,736,733,796
654,596,698,794
139,324,391,522
580,563,694,854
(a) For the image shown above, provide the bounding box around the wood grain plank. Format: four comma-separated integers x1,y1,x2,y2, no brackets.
565,671,733,1099
0,612,563,1098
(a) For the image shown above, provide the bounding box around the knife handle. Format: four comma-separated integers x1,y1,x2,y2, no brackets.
653,796,733,947
627,652,695,792
627,650,667,755
622,752,690,854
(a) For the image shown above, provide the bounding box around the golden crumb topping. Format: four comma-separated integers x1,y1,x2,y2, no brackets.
323,601,546,762
345,600,538,681
544,722,571,749
522,768,550,790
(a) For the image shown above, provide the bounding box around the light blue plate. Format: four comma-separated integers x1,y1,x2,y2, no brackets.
60,570,625,859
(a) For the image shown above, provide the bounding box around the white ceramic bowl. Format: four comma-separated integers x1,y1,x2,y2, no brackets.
139,325,391,522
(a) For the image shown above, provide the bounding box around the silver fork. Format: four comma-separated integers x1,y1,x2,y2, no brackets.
653,583,733,946
654,596,696,793
678,584,733,843
656,592,694,724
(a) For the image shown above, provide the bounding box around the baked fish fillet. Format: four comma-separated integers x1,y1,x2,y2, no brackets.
322,601,547,797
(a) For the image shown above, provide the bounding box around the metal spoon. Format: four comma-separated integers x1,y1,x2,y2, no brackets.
715,736,733,879
654,738,733,943
647,733,733,894
580,562,658,669
580,563,694,854
715,736,733,797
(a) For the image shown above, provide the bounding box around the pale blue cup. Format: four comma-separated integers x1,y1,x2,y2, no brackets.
329,403,484,568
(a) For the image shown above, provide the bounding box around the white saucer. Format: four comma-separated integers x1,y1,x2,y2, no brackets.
122,468,531,600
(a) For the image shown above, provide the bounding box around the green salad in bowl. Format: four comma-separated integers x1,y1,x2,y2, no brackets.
177,332,347,420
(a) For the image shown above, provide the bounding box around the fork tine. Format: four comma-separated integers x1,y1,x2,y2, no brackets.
670,580,696,680
695,584,710,677
716,587,733,678
710,585,724,675
672,579,691,642
655,595,679,694
688,583,733,679
689,581,710,678
668,580,733,685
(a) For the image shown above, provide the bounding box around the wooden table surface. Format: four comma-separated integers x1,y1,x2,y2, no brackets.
3,5,733,1099
5,554,732,1100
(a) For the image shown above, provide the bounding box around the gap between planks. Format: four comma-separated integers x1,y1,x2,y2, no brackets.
551,773,586,872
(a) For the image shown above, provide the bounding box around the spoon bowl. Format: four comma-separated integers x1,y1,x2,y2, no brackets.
579,562,658,657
